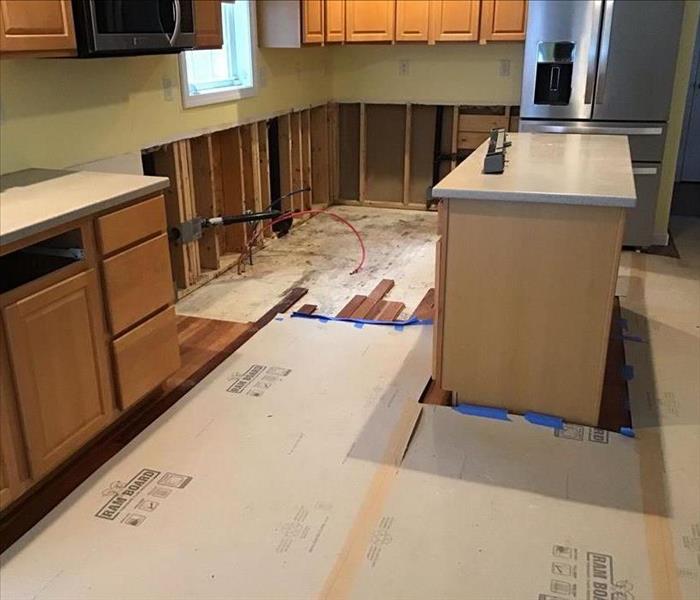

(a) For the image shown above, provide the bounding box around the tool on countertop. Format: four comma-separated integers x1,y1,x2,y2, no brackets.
482,127,510,174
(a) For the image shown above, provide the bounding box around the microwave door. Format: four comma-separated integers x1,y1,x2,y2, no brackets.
520,0,603,120
592,0,683,122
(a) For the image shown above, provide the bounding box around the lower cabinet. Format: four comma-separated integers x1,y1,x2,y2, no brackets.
3,269,115,480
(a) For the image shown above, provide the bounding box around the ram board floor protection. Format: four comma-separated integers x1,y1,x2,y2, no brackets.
1,313,698,599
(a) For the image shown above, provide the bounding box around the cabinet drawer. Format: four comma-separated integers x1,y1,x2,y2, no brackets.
112,306,180,409
102,233,173,335
96,195,167,256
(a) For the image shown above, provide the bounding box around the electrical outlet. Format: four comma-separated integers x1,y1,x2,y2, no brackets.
162,77,174,102
499,59,511,78
398,60,410,77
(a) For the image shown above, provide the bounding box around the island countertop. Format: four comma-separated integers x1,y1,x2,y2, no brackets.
0,169,169,247
432,132,636,208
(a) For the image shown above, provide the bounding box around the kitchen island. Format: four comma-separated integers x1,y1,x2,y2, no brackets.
431,133,636,426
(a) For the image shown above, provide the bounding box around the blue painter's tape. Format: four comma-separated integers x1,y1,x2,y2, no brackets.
393,324,405,332
354,322,364,329
621,364,635,381
524,411,564,430
619,427,636,438
453,403,510,421
617,317,628,331
290,311,433,328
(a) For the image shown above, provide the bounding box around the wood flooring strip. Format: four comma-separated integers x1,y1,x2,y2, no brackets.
297,304,318,315
376,301,405,321
364,300,387,320
337,295,367,318
351,279,395,319
411,288,435,320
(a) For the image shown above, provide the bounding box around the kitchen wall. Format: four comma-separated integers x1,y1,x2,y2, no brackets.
0,41,524,175
655,0,700,242
329,43,524,105
0,47,331,174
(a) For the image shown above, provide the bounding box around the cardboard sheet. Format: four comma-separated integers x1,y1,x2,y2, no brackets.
1,301,698,599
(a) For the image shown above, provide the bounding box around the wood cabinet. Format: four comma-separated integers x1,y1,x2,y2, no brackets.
194,0,223,49
396,0,430,42
430,0,481,43
479,0,527,43
302,0,324,44
345,0,394,42
325,0,345,43
0,0,76,55
3,270,115,479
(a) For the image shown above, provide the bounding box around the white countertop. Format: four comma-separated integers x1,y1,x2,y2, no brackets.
0,169,169,247
432,133,636,208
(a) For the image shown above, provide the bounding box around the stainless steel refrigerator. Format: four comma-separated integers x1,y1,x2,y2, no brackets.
519,0,684,247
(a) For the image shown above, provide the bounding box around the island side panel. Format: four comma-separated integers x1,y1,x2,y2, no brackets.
440,198,625,425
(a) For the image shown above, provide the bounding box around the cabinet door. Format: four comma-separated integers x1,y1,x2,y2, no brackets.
0,0,76,54
194,0,223,49
302,0,324,44
0,320,29,510
325,0,345,43
4,270,115,480
345,0,394,42
395,0,429,42
430,0,480,43
479,0,527,43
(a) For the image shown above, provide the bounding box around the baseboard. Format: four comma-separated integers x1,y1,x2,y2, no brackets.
652,232,670,246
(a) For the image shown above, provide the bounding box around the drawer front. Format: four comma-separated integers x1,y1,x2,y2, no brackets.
112,306,180,409
96,195,167,256
102,233,173,335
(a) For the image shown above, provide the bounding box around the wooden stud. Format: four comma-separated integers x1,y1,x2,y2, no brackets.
190,135,222,271
403,104,412,206
450,106,459,171
359,103,367,202
240,125,255,213
278,114,293,211
215,128,246,254
301,109,313,210
327,102,340,204
257,121,274,238
290,111,303,211
311,105,331,208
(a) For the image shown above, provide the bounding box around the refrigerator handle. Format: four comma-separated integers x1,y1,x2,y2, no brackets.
595,0,615,105
584,0,604,105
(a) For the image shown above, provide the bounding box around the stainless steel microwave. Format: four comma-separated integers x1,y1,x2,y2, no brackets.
72,0,196,57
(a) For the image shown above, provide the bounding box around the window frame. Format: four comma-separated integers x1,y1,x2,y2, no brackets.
178,0,257,109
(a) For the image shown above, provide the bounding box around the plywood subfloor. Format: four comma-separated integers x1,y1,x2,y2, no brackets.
176,205,438,322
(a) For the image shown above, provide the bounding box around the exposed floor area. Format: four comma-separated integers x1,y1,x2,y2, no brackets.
176,205,438,322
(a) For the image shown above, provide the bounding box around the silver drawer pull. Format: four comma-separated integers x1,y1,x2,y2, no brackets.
632,167,658,175
531,125,663,136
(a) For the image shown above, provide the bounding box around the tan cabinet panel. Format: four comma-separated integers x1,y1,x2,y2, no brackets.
480,0,527,43
102,233,174,336
302,0,324,44
112,307,180,410
395,0,429,42
0,0,76,54
3,270,115,479
194,0,223,49
345,0,394,42
430,0,480,43
325,0,345,42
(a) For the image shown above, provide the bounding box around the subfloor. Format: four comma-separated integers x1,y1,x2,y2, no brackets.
176,205,438,321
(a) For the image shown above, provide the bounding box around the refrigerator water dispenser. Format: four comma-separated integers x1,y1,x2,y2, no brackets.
534,42,575,106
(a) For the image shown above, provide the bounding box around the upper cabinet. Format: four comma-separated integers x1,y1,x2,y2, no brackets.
396,0,430,43
258,0,526,47
479,0,527,43
302,0,325,44
325,0,345,43
194,0,223,49
0,0,76,55
345,0,394,43
430,0,481,43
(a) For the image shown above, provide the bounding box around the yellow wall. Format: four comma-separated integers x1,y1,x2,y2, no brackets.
329,43,524,105
655,0,700,242
0,47,331,174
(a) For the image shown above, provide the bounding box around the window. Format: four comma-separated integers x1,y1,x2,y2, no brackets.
179,0,256,108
